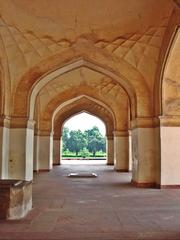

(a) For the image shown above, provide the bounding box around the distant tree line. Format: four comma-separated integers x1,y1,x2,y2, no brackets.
62,126,106,157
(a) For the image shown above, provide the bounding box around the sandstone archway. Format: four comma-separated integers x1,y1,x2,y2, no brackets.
53,97,115,167
34,90,130,172
0,0,179,190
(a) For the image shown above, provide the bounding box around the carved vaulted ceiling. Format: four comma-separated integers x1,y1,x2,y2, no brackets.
0,0,173,89
37,67,128,112
0,0,179,121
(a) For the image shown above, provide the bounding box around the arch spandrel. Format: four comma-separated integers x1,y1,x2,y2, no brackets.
12,47,151,120
34,67,129,123
162,27,180,117
36,85,129,132
153,7,180,116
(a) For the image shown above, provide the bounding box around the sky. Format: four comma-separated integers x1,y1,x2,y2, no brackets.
63,112,106,136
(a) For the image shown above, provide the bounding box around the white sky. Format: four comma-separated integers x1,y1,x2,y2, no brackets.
63,112,106,136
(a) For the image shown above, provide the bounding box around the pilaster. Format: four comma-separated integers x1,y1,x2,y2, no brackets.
35,130,53,171
106,135,114,165
113,130,129,171
9,118,35,181
53,135,61,165
131,117,158,187
0,116,10,179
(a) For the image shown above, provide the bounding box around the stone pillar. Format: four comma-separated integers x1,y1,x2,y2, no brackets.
160,116,180,187
33,135,39,172
128,130,132,171
53,136,61,165
9,118,35,181
36,131,53,171
0,116,10,179
114,131,129,171
131,118,158,187
106,135,114,165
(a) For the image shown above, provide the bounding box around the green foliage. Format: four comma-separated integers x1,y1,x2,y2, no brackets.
85,126,106,156
62,150,106,158
62,127,69,151
62,126,106,157
67,130,87,156
80,148,90,158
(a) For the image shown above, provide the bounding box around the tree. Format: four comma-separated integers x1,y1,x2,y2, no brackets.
62,126,106,157
85,126,106,156
62,127,69,151
67,130,87,156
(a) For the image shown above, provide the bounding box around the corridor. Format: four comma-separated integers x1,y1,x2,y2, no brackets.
0,163,180,240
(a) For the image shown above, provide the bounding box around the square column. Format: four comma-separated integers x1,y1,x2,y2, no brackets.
131,118,160,187
0,117,10,179
128,130,132,171
36,131,53,171
9,118,35,181
114,131,129,171
160,116,180,187
106,135,114,165
33,135,39,171
53,136,61,165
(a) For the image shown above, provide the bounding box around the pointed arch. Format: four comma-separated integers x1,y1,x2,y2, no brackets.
53,96,115,138
12,48,152,120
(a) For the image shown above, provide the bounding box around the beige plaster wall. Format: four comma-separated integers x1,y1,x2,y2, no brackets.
161,126,180,185
0,126,9,178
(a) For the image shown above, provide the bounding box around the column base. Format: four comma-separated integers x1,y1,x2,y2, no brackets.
38,169,51,172
107,162,114,166
131,180,156,188
156,184,180,189
116,169,129,172
53,163,61,166
132,181,180,189
33,169,51,173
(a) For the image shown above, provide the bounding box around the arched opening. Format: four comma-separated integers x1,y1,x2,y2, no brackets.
1,1,180,236
61,112,107,165
50,96,116,170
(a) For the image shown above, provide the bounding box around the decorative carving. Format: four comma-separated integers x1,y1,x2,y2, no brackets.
0,13,171,89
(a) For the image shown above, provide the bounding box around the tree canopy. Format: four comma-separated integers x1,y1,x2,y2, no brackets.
62,126,106,157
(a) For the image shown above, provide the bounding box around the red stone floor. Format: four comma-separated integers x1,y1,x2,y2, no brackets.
1,162,180,240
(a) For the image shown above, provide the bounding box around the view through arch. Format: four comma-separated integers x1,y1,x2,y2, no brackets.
61,112,107,164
